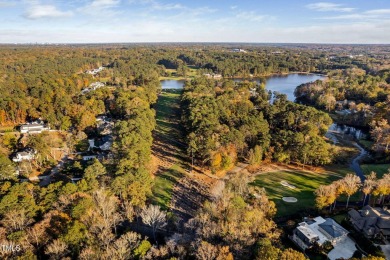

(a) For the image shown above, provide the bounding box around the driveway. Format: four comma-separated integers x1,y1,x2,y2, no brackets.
328,237,356,260
380,245,390,260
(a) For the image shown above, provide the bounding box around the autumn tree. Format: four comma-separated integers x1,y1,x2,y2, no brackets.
280,248,307,260
340,174,361,208
362,172,377,205
45,239,69,260
0,154,16,181
314,185,336,211
371,119,390,152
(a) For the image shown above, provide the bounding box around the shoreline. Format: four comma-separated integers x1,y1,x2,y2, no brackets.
160,71,327,81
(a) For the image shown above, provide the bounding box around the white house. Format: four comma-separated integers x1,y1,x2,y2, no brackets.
12,148,37,162
20,122,49,134
291,216,349,250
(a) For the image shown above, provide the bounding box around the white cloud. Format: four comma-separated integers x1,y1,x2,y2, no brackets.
23,5,73,19
128,0,184,10
0,1,16,7
151,2,183,10
90,0,120,8
306,2,355,12
319,14,374,20
365,9,390,15
236,11,271,22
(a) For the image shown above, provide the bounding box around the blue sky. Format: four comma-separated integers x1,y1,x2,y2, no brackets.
0,0,389,43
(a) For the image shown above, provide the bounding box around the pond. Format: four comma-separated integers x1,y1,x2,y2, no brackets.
161,73,325,101
160,79,186,89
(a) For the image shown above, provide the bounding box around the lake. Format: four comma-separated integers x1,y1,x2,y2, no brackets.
160,79,186,89
161,73,325,101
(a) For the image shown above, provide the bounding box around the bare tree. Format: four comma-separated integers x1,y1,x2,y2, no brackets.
1,209,32,232
140,205,167,242
195,240,219,260
45,239,69,260
105,232,141,260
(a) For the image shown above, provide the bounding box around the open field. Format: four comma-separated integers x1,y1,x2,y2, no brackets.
152,91,187,209
361,164,390,178
152,164,185,210
159,66,199,80
252,166,356,217
151,90,215,219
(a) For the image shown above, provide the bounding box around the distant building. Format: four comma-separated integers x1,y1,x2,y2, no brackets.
82,154,97,161
85,66,105,75
291,216,349,250
80,82,105,95
232,48,247,53
20,120,49,134
348,205,390,239
203,73,222,79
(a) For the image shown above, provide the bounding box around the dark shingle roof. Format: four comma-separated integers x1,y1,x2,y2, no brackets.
319,218,348,239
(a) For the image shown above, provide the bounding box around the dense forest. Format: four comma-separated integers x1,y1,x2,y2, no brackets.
0,44,389,259
181,77,333,172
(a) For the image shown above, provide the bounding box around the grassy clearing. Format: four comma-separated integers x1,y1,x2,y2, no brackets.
152,164,185,210
361,164,390,178
152,90,188,209
159,66,199,80
252,166,355,217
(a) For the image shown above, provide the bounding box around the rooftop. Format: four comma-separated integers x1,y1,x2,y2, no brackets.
319,218,349,239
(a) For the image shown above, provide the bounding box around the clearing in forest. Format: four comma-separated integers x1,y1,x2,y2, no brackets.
152,90,213,221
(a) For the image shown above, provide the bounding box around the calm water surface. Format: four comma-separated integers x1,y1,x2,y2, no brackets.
161,73,325,101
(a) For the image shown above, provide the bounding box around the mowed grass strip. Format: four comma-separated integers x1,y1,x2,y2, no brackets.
152,164,185,210
152,90,188,210
252,167,354,217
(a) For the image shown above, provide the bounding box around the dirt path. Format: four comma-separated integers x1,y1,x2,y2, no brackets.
152,90,216,222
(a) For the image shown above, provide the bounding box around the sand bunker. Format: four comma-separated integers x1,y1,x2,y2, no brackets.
282,197,298,203
280,180,296,189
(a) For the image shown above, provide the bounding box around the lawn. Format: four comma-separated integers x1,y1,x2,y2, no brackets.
252,166,355,217
151,90,188,210
152,164,185,210
159,66,200,80
361,164,390,178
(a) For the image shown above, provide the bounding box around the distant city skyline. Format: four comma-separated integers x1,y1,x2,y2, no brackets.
0,0,390,43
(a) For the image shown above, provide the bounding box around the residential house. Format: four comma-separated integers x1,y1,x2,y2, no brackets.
82,153,98,161
232,48,247,53
348,205,390,238
203,73,222,79
85,66,105,75
80,82,105,95
88,135,113,151
12,147,37,162
82,151,111,161
96,115,114,135
20,120,49,134
291,216,349,250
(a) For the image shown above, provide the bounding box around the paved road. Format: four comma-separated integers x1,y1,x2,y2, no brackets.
350,142,368,182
